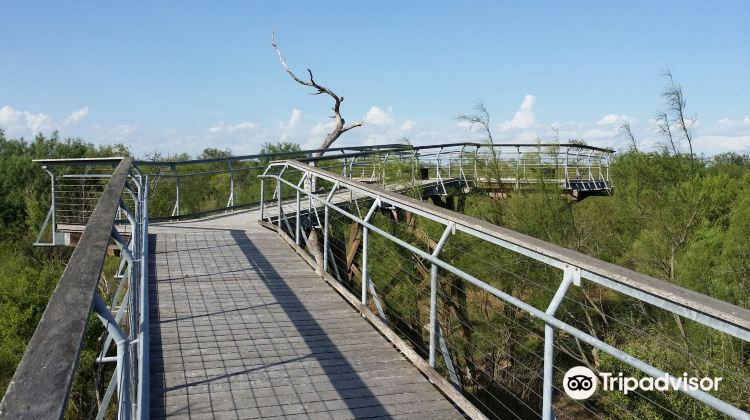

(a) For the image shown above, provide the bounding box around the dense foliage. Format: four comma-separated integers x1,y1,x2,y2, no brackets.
1,126,748,418
0,130,129,417
349,149,750,418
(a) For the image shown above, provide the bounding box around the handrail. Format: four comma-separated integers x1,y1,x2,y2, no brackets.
133,143,408,166
0,158,133,419
267,160,750,338
31,142,614,168
409,142,615,153
259,159,750,419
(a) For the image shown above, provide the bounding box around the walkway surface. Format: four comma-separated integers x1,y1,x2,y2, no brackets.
148,209,464,419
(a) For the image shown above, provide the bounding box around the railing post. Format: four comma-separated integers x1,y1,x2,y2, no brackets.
137,174,149,420
44,167,57,240
516,146,521,189
93,294,131,420
295,190,301,245
276,179,281,231
362,225,369,306
227,160,235,208
542,266,580,420
174,173,181,217
362,199,381,306
260,178,265,221
321,180,339,275
41,166,60,245
605,155,611,184
429,223,454,367
323,205,329,271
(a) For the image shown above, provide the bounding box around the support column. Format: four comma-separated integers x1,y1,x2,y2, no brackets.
542,266,581,420
429,222,455,367
361,199,381,306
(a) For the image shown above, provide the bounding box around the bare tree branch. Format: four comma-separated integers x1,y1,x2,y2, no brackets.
272,30,362,156
658,69,694,158
619,120,639,152
656,111,679,155
457,101,503,191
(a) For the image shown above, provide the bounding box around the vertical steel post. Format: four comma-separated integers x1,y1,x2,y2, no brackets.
606,155,610,182
137,175,149,420
93,295,131,420
176,175,181,216
323,205,329,271
276,179,281,230
228,160,235,208
361,224,369,306
542,266,580,420
295,190,301,245
47,168,57,237
321,180,339,275
474,146,479,182
259,178,265,220
361,200,380,306
42,167,58,244
429,223,454,367
516,146,521,189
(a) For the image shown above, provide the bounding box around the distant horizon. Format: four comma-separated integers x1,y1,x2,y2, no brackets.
1,1,747,157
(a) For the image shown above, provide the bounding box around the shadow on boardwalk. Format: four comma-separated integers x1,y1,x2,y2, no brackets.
226,229,392,417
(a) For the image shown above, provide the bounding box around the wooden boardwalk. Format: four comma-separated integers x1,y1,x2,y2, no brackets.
148,210,465,419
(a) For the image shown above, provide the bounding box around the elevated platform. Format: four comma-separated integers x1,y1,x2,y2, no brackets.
148,211,465,419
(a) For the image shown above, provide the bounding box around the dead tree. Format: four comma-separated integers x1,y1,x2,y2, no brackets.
457,102,504,192
271,30,363,270
619,120,639,152
271,31,362,156
655,70,695,158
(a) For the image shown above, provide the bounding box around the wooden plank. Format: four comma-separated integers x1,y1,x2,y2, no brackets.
148,218,468,419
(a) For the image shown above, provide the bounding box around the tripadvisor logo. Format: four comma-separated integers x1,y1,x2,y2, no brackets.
563,366,722,400
563,366,597,399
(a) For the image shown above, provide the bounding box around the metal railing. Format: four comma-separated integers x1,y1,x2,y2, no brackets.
0,157,150,420
258,160,750,420
133,142,612,222
10,142,615,419
31,143,612,236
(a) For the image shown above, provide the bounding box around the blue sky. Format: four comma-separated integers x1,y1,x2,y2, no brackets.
1,1,748,157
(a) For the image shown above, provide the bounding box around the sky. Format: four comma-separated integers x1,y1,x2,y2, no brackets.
1,1,748,157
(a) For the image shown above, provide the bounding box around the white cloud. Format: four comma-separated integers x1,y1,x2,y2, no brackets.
0,105,52,135
310,121,335,136
400,120,416,132
693,135,750,154
596,113,631,125
208,121,259,134
279,108,302,141
712,116,750,134
288,109,301,129
456,120,474,129
364,106,393,125
499,94,536,131
63,106,89,125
